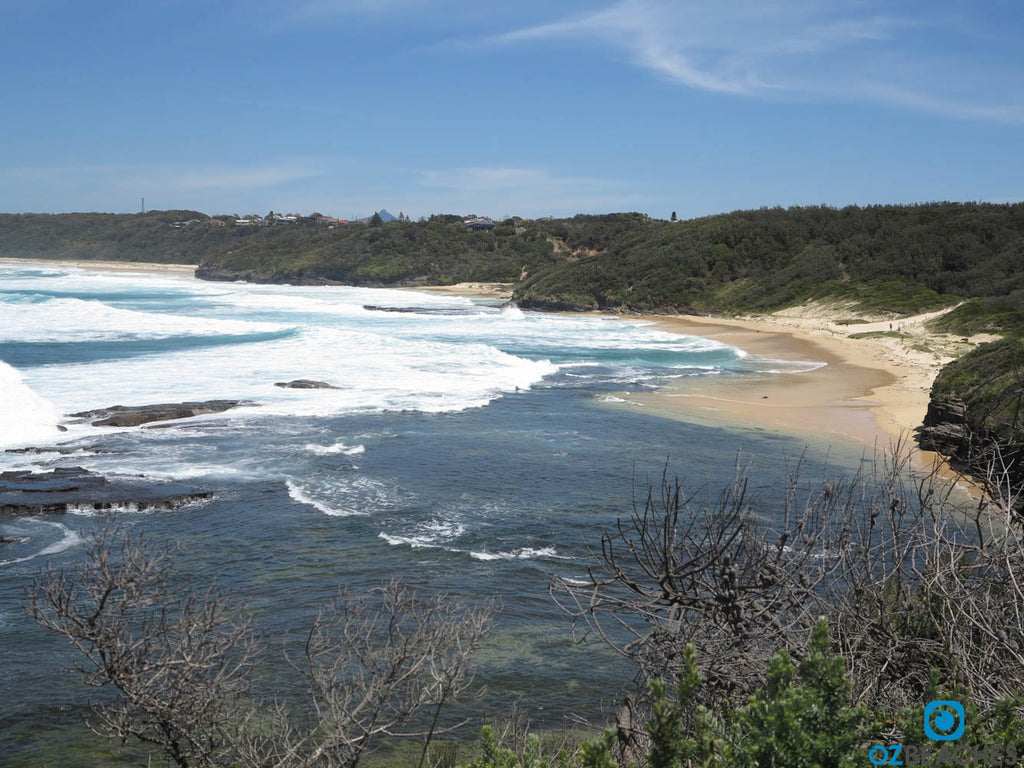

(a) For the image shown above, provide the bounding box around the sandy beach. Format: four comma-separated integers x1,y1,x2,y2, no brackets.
409,282,515,299
615,302,997,457
0,257,197,275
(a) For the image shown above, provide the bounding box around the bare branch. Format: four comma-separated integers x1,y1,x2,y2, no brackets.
26,520,256,768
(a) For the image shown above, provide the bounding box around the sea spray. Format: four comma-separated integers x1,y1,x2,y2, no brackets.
0,360,64,449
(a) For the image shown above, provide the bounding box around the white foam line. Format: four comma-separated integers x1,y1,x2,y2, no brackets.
0,520,82,566
286,478,366,517
377,534,568,562
304,442,365,456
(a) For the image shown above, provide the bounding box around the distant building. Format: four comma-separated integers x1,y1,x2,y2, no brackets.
463,217,495,232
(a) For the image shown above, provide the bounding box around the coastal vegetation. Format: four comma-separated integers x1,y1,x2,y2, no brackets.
2,203,1023,321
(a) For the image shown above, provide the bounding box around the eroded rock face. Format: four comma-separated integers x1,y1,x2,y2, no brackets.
916,396,969,455
916,394,1024,507
0,466,212,517
274,380,339,389
70,400,250,427
0,492,213,517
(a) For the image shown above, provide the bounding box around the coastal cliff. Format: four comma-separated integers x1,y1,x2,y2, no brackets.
916,337,1024,502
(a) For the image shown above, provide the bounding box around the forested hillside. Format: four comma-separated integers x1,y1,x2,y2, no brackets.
4,204,1024,320
0,211,235,264
193,215,560,285
0,212,563,285
514,203,1024,315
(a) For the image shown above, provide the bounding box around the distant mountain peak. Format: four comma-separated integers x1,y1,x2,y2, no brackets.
377,209,396,222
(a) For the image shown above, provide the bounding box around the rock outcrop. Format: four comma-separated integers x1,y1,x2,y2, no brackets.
274,380,339,389
0,467,212,517
70,400,250,427
915,396,969,456
195,265,344,286
916,393,1024,505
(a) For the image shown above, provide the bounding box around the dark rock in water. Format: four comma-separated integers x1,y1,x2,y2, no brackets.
0,466,213,517
0,467,107,493
70,399,251,427
0,492,213,517
5,443,118,455
363,304,481,316
274,379,339,389
0,535,29,545
195,265,344,286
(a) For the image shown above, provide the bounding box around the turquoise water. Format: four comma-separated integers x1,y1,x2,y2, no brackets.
0,263,861,760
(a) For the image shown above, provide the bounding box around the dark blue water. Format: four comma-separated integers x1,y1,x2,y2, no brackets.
0,264,866,763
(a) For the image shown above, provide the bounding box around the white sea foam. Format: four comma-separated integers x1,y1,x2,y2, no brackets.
377,518,466,550
304,442,365,456
0,520,82,567
285,474,408,517
2,267,799,430
378,531,563,563
0,361,65,449
499,303,525,320
0,296,286,343
469,547,565,561
378,532,452,549
748,358,828,373
19,324,557,417
286,478,365,516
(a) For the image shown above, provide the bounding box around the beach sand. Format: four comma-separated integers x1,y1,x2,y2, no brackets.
612,302,997,463
410,282,515,299
0,257,197,275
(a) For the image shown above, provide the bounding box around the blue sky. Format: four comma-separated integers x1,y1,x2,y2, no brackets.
1,0,1021,220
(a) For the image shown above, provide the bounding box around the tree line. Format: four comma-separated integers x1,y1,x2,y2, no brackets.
5,204,1024,320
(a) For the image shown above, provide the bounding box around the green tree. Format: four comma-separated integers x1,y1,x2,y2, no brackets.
730,620,869,768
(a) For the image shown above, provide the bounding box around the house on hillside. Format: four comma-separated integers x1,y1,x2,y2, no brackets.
463,217,495,232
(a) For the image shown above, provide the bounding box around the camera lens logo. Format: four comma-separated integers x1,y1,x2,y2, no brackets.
924,700,965,741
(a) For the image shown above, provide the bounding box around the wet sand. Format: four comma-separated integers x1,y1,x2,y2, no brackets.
0,257,197,275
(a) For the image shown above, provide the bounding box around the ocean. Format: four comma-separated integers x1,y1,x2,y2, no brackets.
0,262,861,761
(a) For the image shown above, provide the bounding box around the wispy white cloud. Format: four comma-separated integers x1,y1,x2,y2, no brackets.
481,0,1024,124
855,82,1024,125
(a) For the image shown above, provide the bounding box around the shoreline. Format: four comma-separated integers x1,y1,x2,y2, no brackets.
0,258,977,462
0,257,197,275
407,282,515,299
620,313,897,448
604,303,996,468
